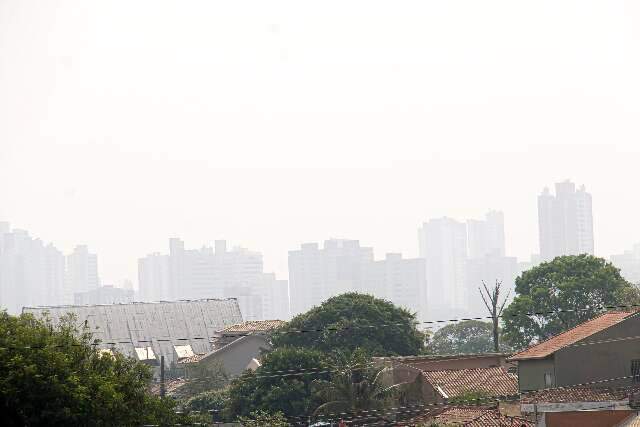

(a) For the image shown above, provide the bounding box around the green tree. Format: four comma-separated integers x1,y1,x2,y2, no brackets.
224,347,328,421
272,293,425,356
427,320,503,354
313,351,398,425
502,255,640,349
0,311,181,426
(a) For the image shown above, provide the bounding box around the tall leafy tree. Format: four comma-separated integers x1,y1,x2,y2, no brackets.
0,311,181,426
426,320,502,354
223,347,329,421
502,255,640,349
272,293,425,356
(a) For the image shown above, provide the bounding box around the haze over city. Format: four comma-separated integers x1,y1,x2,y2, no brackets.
2,0,640,290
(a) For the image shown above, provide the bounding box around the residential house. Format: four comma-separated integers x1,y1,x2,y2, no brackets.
180,320,284,379
379,353,515,390
509,310,640,392
509,310,640,426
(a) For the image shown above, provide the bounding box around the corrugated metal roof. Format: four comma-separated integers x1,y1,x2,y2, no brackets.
220,320,285,333
23,298,243,369
422,367,519,399
509,311,636,361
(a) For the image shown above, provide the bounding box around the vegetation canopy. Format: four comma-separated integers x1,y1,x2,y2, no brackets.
272,293,426,356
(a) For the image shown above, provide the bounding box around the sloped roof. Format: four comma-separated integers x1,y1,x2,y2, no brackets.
401,407,534,426
509,311,636,361
220,320,285,334
520,386,631,404
422,367,518,399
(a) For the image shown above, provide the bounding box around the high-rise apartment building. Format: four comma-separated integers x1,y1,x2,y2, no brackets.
418,218,468,318
0,223,66,313
138,238,290,319
65,245,100,303
611,244,640,284
288,239,374,316
538,181,594,261
362,253,427,321
467,211,505,258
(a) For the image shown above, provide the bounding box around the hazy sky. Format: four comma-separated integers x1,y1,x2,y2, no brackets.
2,1,640,287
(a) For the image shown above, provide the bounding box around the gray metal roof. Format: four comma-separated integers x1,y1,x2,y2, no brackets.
23,298,243,370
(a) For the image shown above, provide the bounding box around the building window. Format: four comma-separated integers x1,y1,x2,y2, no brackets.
544,372,554,387
631,360,640,383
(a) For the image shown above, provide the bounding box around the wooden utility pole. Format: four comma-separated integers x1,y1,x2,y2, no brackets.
479,280,510,352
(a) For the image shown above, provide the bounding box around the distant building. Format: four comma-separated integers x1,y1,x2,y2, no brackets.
465,254,518,316
362,253,427,321
467,210,505,258
23,298,243,376
288,239,374,316
138,239,290,319
611,244,640,284
418,218,468,317
538,181,594,261
0,222,66,313
73,285,134,305
65,245,100,302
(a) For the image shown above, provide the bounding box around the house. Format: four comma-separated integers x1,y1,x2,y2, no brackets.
180,320,284,378
23,298,243,376
520,386,636,427
379,353,515,386
399,406,534,426
508,310,640,392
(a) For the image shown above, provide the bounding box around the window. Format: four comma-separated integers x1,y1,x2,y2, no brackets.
544,372,554,387
631,359,640,383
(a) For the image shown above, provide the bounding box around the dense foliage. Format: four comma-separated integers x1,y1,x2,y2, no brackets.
502,255,640,349
0,311,180,426
313,350,397,425
272,293,425,356
238,410,290,427
427,320,508,354
224,347,329,420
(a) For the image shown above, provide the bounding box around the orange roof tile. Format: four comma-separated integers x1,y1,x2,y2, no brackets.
422,367,519,399
520,386,631,404
509,311,636,361
400,407,534,426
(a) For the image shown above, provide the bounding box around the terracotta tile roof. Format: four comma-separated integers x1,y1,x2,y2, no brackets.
520,386,631,404
400,407,534,426
219,320,285,334
422,367,519,399
509,311,636,361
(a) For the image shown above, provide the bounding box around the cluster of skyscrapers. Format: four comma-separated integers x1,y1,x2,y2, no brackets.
7,180,640,321
0,222,132,313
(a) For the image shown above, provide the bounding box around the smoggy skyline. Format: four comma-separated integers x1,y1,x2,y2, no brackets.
2,1,640,284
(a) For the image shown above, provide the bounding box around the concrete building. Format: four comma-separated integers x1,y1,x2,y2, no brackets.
467,210,505,258
73,285,134,305
538,181,594,261
23,298,243,375
0,223,66,313
362,253,427,321
418,218,468,318
288,239,374,316
138,239,290,319
611,244,640,284
65,245,100,302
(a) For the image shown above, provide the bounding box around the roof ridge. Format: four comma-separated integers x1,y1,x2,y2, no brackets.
420,365,507,374
509,310,637,361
